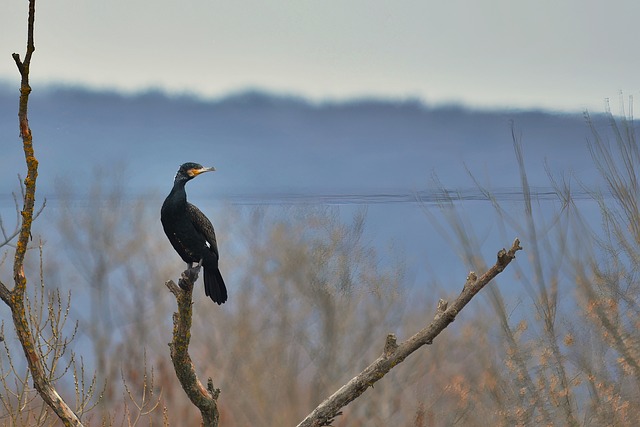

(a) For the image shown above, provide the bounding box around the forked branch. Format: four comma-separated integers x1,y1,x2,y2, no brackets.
297,238,522,427
166,267,220,426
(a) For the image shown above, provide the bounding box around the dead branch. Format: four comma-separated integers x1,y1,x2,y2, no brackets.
165,267,220,426
297,238,522,427
0,1,83,425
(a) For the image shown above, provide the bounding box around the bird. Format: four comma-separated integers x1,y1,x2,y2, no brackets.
161,162,227,304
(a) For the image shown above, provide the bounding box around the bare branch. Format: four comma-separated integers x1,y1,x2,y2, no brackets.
297,238,522,427
0,1,84,425
165,266,220,426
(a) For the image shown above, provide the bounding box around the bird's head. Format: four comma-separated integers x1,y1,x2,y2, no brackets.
174,162,215,183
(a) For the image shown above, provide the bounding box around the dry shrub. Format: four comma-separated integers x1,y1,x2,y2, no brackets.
421,103,640,426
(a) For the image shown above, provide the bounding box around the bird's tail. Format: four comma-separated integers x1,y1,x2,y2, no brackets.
204,263,228,305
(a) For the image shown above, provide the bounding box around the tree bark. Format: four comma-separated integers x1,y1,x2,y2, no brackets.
166,267,220,426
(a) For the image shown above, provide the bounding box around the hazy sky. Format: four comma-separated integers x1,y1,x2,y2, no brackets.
2,0,638,112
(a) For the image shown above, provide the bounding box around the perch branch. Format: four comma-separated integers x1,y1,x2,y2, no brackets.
165,266,220,426
297,238,522,427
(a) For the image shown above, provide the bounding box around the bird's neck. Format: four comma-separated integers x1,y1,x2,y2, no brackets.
168,181,188,205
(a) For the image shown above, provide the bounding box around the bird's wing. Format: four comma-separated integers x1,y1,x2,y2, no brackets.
186,203,219,258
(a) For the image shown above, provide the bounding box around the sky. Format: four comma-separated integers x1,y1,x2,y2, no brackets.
1,0,639,113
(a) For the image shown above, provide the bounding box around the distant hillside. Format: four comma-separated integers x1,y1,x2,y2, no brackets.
1,82,597,202
0,81,615,298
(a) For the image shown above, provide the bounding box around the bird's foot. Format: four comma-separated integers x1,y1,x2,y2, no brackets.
180,261,202,290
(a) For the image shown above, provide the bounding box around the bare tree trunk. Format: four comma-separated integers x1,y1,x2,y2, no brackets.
166,267,221,426
297,239,522,427
0,1,83,425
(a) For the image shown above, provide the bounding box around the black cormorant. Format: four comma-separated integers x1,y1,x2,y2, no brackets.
161,162,227,304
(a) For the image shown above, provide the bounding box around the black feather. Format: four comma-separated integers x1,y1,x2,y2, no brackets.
161,162,227,304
